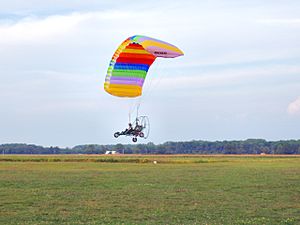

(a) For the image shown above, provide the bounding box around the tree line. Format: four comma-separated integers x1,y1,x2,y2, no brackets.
1,139,300,154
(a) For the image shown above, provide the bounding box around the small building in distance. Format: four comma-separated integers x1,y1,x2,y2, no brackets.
105,150,118,155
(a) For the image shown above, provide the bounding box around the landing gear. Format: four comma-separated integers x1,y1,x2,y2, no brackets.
132,137,137,142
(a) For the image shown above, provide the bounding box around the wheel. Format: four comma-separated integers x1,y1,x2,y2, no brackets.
139,132,144,138
114,132,120,138
132,137,137,142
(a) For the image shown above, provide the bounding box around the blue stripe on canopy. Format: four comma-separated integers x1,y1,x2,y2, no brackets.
114,63,150,71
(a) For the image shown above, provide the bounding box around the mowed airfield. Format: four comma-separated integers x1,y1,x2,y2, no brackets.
1,155,299,225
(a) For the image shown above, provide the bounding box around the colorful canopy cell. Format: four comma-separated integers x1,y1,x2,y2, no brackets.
104,35,184,98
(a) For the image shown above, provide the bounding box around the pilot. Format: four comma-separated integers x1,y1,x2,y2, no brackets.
124,123,134,134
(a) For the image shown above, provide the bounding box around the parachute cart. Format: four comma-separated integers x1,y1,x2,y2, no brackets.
104,35,183,143
114,116,150,142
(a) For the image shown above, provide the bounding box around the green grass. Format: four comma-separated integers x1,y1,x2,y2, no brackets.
0,155,299,225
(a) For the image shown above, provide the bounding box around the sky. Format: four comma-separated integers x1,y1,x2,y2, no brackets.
0,0,299,147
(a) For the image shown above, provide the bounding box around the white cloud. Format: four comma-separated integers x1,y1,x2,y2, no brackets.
257,18,300,25
0,11,143,44
287,97,300,115
0,13,87,43
152,65,300,91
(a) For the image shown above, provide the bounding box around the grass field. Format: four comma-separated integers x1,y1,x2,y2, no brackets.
0,155,299,225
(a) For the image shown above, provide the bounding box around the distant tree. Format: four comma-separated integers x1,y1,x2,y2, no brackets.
1,139,300,155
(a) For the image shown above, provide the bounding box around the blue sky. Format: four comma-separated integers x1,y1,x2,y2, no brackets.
0,0,299,147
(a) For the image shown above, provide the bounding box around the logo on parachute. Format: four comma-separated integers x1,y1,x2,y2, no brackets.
154,51,168,55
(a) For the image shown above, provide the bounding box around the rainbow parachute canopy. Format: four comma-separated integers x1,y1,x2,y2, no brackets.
104,35,184,98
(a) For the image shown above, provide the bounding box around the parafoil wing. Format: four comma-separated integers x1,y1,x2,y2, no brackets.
104,35,184,97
